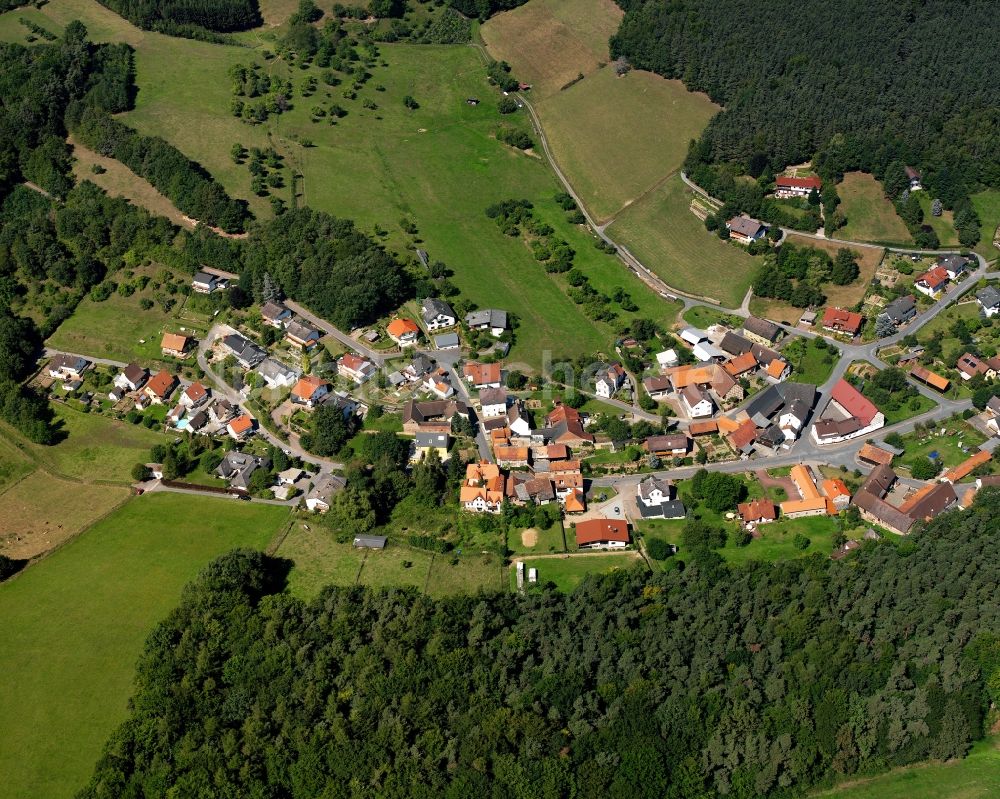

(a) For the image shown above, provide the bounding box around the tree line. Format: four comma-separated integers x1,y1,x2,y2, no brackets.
78,488,1000,797
611,0,1000,219
96,0,261,37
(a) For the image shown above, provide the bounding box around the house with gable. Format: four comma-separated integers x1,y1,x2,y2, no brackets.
421,298,456,331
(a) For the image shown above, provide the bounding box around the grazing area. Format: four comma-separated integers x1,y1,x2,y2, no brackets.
833,173,913,244
0,434,34,496
606,174,757,306
815,736,1000,799
971,188,1000,257
76,494,1000,798
480,0,623,98
511,552,644,592
0,493,289,799
536,67,719,222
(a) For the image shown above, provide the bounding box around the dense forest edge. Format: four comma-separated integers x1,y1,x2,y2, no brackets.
78,489,1000,798
610,0,1000,245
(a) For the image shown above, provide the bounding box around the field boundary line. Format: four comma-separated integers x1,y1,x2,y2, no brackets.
265,514,296,556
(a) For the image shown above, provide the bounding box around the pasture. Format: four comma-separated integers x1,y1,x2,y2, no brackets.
971,188,1000,258
916,192,958,247
511,552,645,593
832,172,912,245
480,0,623,98
606,174,758,307
814,735,1000,799
0,493,289,799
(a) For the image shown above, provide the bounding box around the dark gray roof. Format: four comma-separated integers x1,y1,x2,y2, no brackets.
755,425,785,447
637,499,686,519
415,431,449,448
638,475,672,501
937,254,970,273
880,295,917,323
977,286,1000,309
222,334,266,366
285,320,319,341
745,385,784,426
193,270,216,284
743,316,781,342
465,308,508,329
260,301,289,320
434,332,460,348
479,387,508,407
353,535,388,549
719,331,752,356
421,297,455,323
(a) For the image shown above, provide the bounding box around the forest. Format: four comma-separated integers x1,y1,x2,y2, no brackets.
96,0,261,35
78,489,1000,798
611,0,1000,211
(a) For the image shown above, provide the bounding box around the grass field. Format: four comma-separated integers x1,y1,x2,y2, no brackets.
536,67,719,222
814,736,1000,799
682,305,741,329
512,552,646,592
0,433,35,495
607,174,758,306
0,493,289,799
896,420,988,471
971,189,1000,259
782,336,840,385
480,0,623,98
833,172,913,244
916,192,959,247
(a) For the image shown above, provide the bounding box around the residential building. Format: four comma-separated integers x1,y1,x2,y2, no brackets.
905,166,922,190
545,404,594,445
956,352,995,381
465,308,508,336
463,361,502,389
260,301,291,328
257,358,299,389
222,334,266,368
209,399,236,425
506,401,532,437
744,382,816,440
774,175,821,198
723,351,757,379
47,353,89,381
940,451,992,483
680,384,714,418
180,381,209,409
291,375,329,407
636,476,686,519
766,358,792,382
161,332,192,358
403,354,434,383
433,332,460,350
423,368,455,399
858,442,895,466
386,318,421,346
937,254,971,280
898,482,958,524
811,379,884,445
494,445,529,468
644,434,689,457
986,396,1000,435
114,363,147,393
479,387,507,418
879,295,917,327
421,298,457,331
574,518,630,550
595,362,627,398
285,320,321,350
226,414,255,440
192,271,221,293
726,214,768,245
914,266,950,297
719,331,752,356
460,461,505,513
143,370,177,404
821,307,864,336
402,398,468,434
337,353,376,384
216,451,270,490
737,498,777,526
822,478,852,511
725,418,758,456
976,285,1000,318
742,316,782,346
306,474,347,512
413,431,449,462
642,375,672,399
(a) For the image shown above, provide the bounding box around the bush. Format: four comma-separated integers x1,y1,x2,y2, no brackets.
131,463,152,482
792,533,810,550
909,456,942,480
646,537,674,560
497,97,519,114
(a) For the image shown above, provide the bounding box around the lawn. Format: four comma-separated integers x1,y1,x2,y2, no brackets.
813,735,1000,799
833,172,913,245
425,551,505,597
782,337,840,385
480,0,624,98
856,384,937,425
356,546,434,591
682,304,742,330
896,420,989,471
607,174,759,307
511,552,646,593
971,189,1000,259
916,192,959,247
507,522,566,555
0,493,289,799
13,402,171,483
536,66,719,222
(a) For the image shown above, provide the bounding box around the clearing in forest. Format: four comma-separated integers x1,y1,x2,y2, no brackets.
832,172,913,245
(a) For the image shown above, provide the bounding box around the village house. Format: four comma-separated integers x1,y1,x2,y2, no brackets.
940,451,992,484
642,375,672,400
666,363,744,405
479,387,507,418
914,266,950,298
412,431,450,462
421,298,457,331
284,320,321,350
742,317,782,347
507,472,556,506
216,451,269,491
956,352,995,381
724,417,758,457
506,400,532,437
463,361,502,389
822,478,852,511
460,461,505,513
574,518,630,550
986,396,1000,435
222,334,266,369
738,498,778,527
765,358,792,382
937,254,971,280
291,375,329,408
774,175,821,198
226,414,255,440
976,286,1000,318
544,404,594,446
905,166,922,191
726,215,768,245
386,318,421,347
879,295,917,328
680,384,714,418
811,379,884,445
858,442,895,467
403,354,434,383
143,370,177,405
256,358,299,389
306,474,347,512
821,307,864,337
723,351,758,379
495,445,529,468
161,332,192,359
260,300,291,328
595,362,627,398
47,353,89,381
656,349,678,368
465,308,508,337
402,398,468,434
179,381,209,409
423,368,455,399
113,363,147,395
744,382,816,441
780,464,830,518
636,476,686,519
644,434,689,457
191,270,223,294
337,353,376,384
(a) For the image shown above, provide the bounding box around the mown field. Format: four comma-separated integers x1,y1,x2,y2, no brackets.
0,493,289,799
510,552,646,593
971,188,1000,258
480,0,623,99
537,66,719,222
833,172,913,244
813,735,1000,799
606,174,757,306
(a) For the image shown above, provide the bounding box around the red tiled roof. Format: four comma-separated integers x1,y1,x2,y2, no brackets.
916,266,949,290
776,175,821,190
738,498,777,522
463,361,502,385
292,375,327,400
574,518,629,546
228,414,253,434
145,370,176,398
830,379,879,426
387,318,419,338
183,381,207,403
821,307,863,334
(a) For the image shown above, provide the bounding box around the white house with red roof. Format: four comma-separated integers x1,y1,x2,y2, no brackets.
290,375,330,407
810,379,885,445
914,266,950,298
774,175,821,198
337,353,376,384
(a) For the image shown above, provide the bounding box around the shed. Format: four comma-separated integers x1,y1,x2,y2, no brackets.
353,535,388,549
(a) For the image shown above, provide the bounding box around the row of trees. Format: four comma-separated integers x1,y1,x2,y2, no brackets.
753,242,860,309
96,0,261,36
78,488,1000,797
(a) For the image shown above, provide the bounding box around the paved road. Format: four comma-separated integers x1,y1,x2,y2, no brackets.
44,348,128,370
283,300,388,366
143,479,298,507
197,325,344,470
